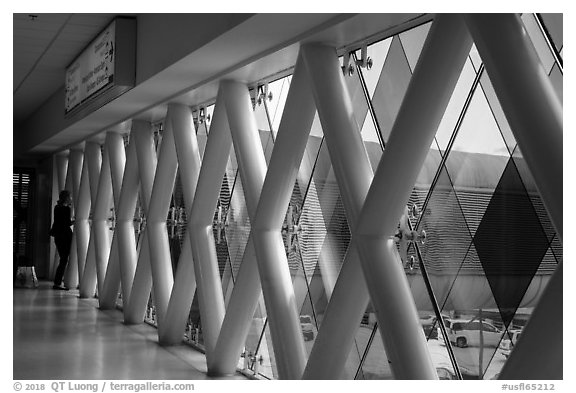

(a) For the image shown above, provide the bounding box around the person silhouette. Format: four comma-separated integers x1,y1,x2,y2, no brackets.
51,190,74,290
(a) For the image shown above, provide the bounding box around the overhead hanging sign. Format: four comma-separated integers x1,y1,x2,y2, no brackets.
65,17,135,117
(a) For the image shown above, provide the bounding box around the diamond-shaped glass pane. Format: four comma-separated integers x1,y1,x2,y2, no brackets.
360,38,392,98
540,13,563,55
473,158,550,329
298,178,329,290
418,166,473,282
371,35,413,143
266,75,291,136
168,170,186,275
225,174,251,279
196,117,209,160
399,21,432,71
478,71,516,155
435,59,477,153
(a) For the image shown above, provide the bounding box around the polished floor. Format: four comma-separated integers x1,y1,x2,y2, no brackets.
13,281,247,380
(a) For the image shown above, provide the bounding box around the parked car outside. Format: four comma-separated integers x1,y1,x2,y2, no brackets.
441,318,502,348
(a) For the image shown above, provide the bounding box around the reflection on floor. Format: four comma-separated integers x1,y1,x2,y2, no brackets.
13,282,247,380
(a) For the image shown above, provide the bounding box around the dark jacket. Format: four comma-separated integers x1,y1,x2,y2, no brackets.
52,204,73,236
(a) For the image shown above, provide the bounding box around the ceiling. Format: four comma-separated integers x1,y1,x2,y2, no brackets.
13,13,429,157
13,13,130,126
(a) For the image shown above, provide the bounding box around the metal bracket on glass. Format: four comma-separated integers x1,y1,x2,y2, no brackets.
133,206,146,235
145,304,157,326
342,46,372,77
195,106,210,125
251,83,273,108
393,204,426,270
341,51,355,76
355,45,373,70
153,124,163,152
281,204,303,255
107,207,115,231
214,203,228,245
166,206,186,239
249,352,263,375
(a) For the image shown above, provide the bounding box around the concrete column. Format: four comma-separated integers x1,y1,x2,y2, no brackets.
303,244,368,379
161,104,202,345
64,148,83,289
188,87,230,364
464,13,563,380
302,14,471,379
99,132,125,309
78,142,101,297
50,153,69,279
222,79,306,379
91,140,114,297
124,120,156,324
146,111,178,330
354,14,471,379
300,43,376,379
211,56,316,378
113,134,140,308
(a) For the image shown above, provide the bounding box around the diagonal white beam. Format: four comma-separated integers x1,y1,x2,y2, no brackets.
91,140,114,297
299,43,375,379
210,55,316,377
113,132,140,307
161,104,201,345
50,153,69,279
123,120,156,324
73,147,92,286
146,109,178,330
355,15,471,378
222,79,309,379
464,13,563,380
188,87,230,363
79,142,102,297
64,148,83,289
302,14,471,379
99,132,125,309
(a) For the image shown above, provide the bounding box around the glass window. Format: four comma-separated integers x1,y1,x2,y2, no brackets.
540,13,563,55
398,21,432,71
521,13,555,74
